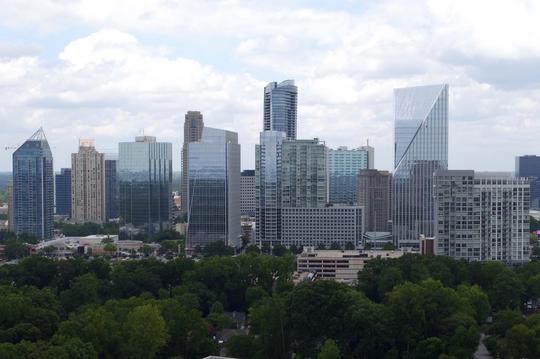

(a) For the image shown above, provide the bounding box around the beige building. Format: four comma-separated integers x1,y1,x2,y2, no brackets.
71,139,106,223
296,247,404,284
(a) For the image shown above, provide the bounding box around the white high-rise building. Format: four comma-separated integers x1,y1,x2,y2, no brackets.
434,170,530,264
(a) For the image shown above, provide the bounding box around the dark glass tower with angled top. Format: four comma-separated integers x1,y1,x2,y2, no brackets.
393,84,449,248
12,128,54,239
264,80,297,139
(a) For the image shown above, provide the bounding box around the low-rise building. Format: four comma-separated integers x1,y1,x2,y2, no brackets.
296,247,404,284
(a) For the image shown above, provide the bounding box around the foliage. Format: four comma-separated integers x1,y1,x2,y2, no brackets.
201,240,235,257
225,335,263,359
0,251,538,358
318,338,341,359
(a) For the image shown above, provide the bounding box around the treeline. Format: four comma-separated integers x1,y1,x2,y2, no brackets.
0,254,294,358
0,253,539,358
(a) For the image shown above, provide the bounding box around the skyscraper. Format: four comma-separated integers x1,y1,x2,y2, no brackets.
434,170,530,263
187,127,241,249
105,155,118,220
71,139,106,223
264,80,297,139
181,111,204,214
515,155,540,210
281,138,328,208
393,84,449,248
118,136,173,237
55,168,71,216
358,169,392,233
240,170,256,217
7,181,14,232
256,131,286,246
328,146,374,204
12,128,54,239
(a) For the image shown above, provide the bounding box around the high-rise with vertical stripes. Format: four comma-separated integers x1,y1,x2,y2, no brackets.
12,128,54,239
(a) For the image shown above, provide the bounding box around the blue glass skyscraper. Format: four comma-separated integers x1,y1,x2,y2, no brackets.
12,128,54,239
187,127,241,250
328,146,374,204
55,168,71,216
515,155,540,210
118,136,172,238
393,84,449,248
264,80,297,139
105,156,118,220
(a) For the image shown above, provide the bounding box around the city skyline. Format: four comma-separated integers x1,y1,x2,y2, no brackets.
2,1,540,173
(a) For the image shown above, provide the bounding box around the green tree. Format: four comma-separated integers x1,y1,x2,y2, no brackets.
250,296,288,359
59,273,100,312
225,335,262,359
414,337,443,359
121,304,169,359
329,242,341,250
505,324,535,359
490,271,524,310
344,242,355,250
377,267,404,298
457,284,491,322
318,338,340,359
4,238,27,259
272,244,287,257
203,241,235,256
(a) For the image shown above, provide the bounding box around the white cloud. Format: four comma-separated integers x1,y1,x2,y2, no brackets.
1,0,540,173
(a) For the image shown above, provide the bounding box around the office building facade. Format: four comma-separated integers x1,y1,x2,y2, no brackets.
55,168,71,216
393,84,449,248
181,111,204,214
434,170,530,263
255,131,286,246
264,80,297,139
281,206,363,248
187,127,241,249
71,139,106,223
105,156,118,220
328,146,374,204
118,136,173,237
12,128,54,239
515,155,540,210
240,170,256,217
7,182,14,232
281,138,327,208
358,169,392,233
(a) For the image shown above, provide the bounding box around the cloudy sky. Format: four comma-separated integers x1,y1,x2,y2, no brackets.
0,0,539,172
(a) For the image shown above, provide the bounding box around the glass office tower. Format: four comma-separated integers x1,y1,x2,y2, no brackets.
118,136,172,238
12,128,54,239
264,80,297,139
105,155,118,220
55,168,71,216
187,127,241,249
255,131,286,246
393,84,448,248
328,146,374,204
515,155,540,210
